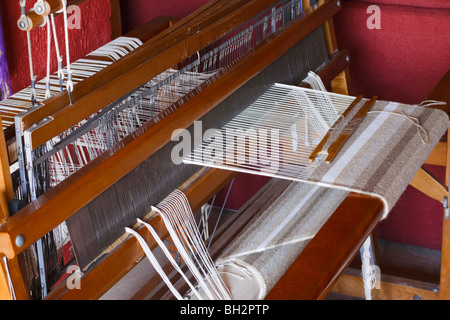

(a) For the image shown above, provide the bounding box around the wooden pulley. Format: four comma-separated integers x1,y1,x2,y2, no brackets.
17,11,45,32
34,0,64,16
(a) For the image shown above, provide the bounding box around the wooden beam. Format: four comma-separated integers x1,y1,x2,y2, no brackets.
332,270,439,300
266,193,384,300
410,167,448,203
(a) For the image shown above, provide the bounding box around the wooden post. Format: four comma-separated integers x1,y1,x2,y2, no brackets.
0,115,29,299
0,116,13,223
439,128,450,299
109,0,123,40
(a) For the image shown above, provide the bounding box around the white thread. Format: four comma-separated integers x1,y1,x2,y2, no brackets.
137,218,204,300
125,227,184,300
420,100,447,108
152,203,223,299
367,110,429,144
50,13,65,89
303,71,327,92
361,237,378,300
45,15,52,99
200,203,210,240
2,257,16,300
152,190,232,300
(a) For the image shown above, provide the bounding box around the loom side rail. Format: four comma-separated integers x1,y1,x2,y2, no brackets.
266,193,384,300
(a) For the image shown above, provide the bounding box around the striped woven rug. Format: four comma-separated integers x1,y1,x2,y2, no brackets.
182,85,449,298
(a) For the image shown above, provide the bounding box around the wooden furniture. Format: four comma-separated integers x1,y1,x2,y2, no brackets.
331,69,450,300
0,0,444,300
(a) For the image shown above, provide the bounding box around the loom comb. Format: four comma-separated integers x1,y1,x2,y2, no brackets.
324,95,378,163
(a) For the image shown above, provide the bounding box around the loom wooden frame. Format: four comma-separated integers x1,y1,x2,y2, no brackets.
48,43,356,301
1,0,447,300
1,0,349,299
1,0,342,261
20,0,284,147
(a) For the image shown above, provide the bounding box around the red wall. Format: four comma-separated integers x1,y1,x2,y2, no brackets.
333,0,450,104
1,0,112,94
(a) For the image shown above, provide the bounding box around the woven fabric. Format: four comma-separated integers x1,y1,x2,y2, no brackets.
185,89,449,219
216,182,349,297
309,99,448,218
190,93,448,299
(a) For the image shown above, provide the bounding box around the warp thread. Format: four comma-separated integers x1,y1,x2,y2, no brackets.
126,189,232,300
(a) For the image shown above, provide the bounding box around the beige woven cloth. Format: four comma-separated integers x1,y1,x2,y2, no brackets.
216,183,349,299
211,99,449,299
182,87,449,299
307,99,448,218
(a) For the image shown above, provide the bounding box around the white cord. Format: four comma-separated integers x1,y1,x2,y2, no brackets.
50,13,65,91
367,110,429,144
125,227,184,300
61,0,73,98
2,257,16,300
45,15,52,99
137,218,204,300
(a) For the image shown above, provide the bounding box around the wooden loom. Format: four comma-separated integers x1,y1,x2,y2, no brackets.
0,0,448,300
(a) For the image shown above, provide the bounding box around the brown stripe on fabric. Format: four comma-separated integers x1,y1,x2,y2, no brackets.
219,183,327,260
362,108,434,194
274,186,334,243
232,189,348,294
224,185,348,279
309,101,403,185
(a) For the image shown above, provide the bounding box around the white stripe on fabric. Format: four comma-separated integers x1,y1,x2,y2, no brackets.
256,184,321,251
321,102,399,184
